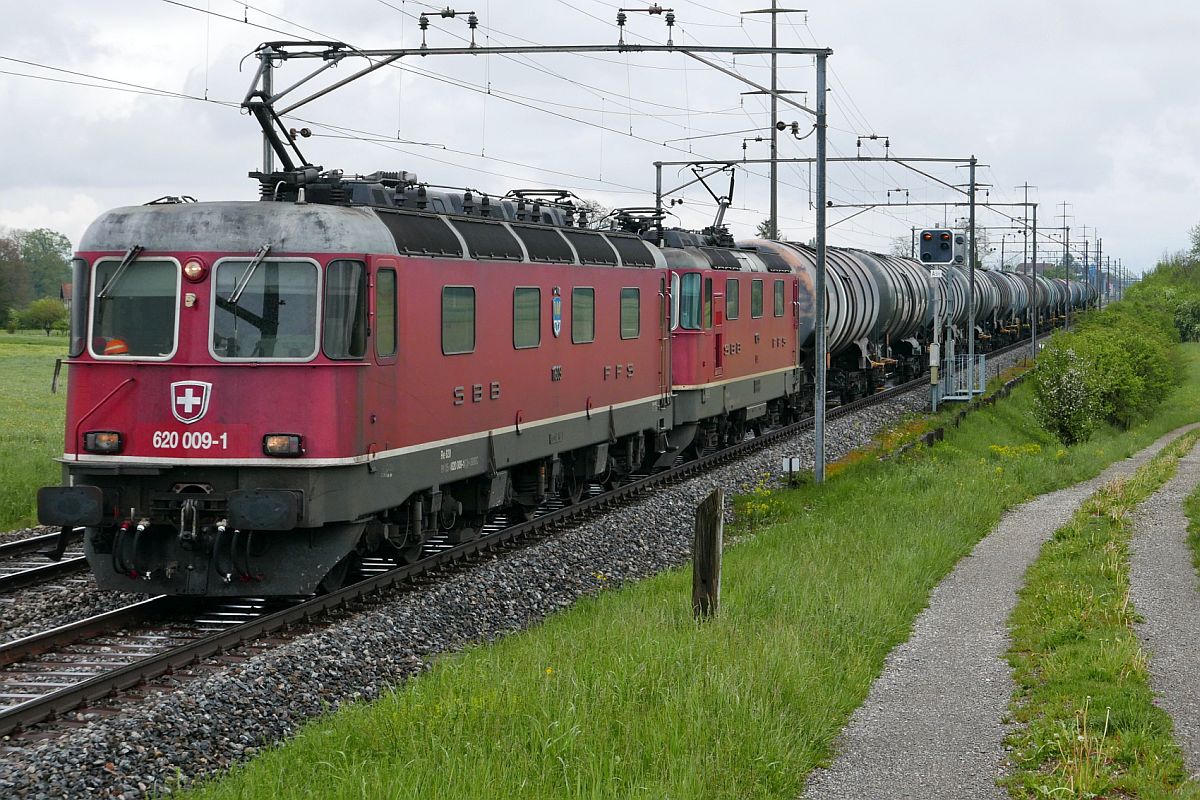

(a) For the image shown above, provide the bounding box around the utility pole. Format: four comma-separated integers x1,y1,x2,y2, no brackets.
1030,202,1039,363
813,52,829,483
743,3,805,239
1016,182,1036,277
967,156,977,398
1057,201,1072,324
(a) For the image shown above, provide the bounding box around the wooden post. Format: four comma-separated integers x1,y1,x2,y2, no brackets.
693,487,723,619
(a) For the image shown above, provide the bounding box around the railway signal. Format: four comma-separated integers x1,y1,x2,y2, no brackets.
919,229,954,264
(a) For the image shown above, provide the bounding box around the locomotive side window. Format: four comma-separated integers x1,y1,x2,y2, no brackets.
703,277,713,329
773,279,785,317
725,278,740,321
620,288,640,339
376,268,398,359
91,258,179,359
677,273,701,330
323,260,367,360
442,286,475,354
572,288,595,344
513,287,541,349
69,258,88,357
212,260,318,360
751,279,764,319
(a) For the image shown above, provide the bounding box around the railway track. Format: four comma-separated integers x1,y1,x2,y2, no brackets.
0,530,86,594
0,340,1034,739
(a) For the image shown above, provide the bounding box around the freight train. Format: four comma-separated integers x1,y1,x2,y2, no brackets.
37,170,1095,595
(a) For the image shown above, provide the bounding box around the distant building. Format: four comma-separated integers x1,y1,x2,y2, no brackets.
60,283,72,310
1014,263,1056,275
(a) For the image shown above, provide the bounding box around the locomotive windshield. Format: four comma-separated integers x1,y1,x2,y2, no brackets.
212,259,318,360
90,258,179,358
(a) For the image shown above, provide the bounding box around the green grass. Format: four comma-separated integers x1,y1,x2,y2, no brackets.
0,332,68,529
1004,429,1200,799
184,345,1200,800
1187,474,1200,577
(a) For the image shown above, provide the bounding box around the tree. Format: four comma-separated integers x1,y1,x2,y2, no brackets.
15,228,72,299
889,235,912,258
18,297,67,335
755,218,783,240
0,232,32,313
1189,221,1200,256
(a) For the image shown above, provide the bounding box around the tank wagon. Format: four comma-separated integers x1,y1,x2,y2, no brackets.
37,172,1094,596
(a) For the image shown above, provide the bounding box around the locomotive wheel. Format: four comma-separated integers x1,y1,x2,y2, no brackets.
394,532,425,564
317,551,361,594
510,501,540,522
559,473,586,505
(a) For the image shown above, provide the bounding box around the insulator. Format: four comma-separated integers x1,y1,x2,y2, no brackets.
616,11,626,27
418,14,429,30
468,12,478,28
666,12,675,26
440,7,455,18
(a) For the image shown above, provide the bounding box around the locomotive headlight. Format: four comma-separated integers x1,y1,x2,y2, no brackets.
84,431,123,453
263,433,304,457
182,258,208,282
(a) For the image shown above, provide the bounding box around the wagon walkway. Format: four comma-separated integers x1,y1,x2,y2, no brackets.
801,425,1198,800
1129,441,1200,776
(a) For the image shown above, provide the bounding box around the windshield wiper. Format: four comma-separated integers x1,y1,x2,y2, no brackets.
228,243,272,305
95,245,144,300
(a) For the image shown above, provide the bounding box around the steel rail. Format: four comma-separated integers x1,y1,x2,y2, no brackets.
0,337,1037,737
0,558,89,594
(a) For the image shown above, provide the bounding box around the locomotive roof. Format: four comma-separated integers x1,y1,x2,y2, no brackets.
78,201,399,254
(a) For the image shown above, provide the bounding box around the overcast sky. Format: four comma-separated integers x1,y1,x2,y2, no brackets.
2,0,1197,274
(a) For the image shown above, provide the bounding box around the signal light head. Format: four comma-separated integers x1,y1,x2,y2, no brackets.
922,232,933,241
940,232,951,241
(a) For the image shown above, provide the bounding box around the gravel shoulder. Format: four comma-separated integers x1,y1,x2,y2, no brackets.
802,424,1198,800
1129,440,1200,777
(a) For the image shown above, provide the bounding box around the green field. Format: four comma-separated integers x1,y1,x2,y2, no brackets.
184,347,1200,800
0,333,68,529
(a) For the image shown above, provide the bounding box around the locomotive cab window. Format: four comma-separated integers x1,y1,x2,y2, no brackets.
773,279,785,317
442,286,475,355
514,287,540,349
751,279,764,319
725,278,740,321
677,272,702,330
212,259,318,360
324,260,367,360
91,257,179,359
620,288,640,339
375,268,397,359
69,258,89,357
572,288,595,344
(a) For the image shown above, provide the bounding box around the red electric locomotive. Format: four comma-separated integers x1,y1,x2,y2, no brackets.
38,177,697,595
38,173,818,596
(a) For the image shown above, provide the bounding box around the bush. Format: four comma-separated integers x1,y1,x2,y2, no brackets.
1032,344,1098,445
1032,313,1177,443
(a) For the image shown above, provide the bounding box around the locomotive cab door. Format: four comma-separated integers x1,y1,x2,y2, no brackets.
712,276,724,377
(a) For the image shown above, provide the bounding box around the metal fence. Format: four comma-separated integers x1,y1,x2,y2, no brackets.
938,353,986,402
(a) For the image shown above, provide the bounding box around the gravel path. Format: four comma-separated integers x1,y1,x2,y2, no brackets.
1129,440,1200,777
802,424,1198,800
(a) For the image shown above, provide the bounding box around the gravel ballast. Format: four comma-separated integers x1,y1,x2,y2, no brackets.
0,347,1036,798
0,386,935,798
802,425,1198,800
1129,440,1200,774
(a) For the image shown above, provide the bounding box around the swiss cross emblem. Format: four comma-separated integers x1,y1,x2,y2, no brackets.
170,381,212,425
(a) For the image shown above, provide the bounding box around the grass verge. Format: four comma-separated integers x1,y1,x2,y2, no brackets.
0,334,67,529
185,345,1200,800
1186,476,1200,577
1004,429,1200,798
